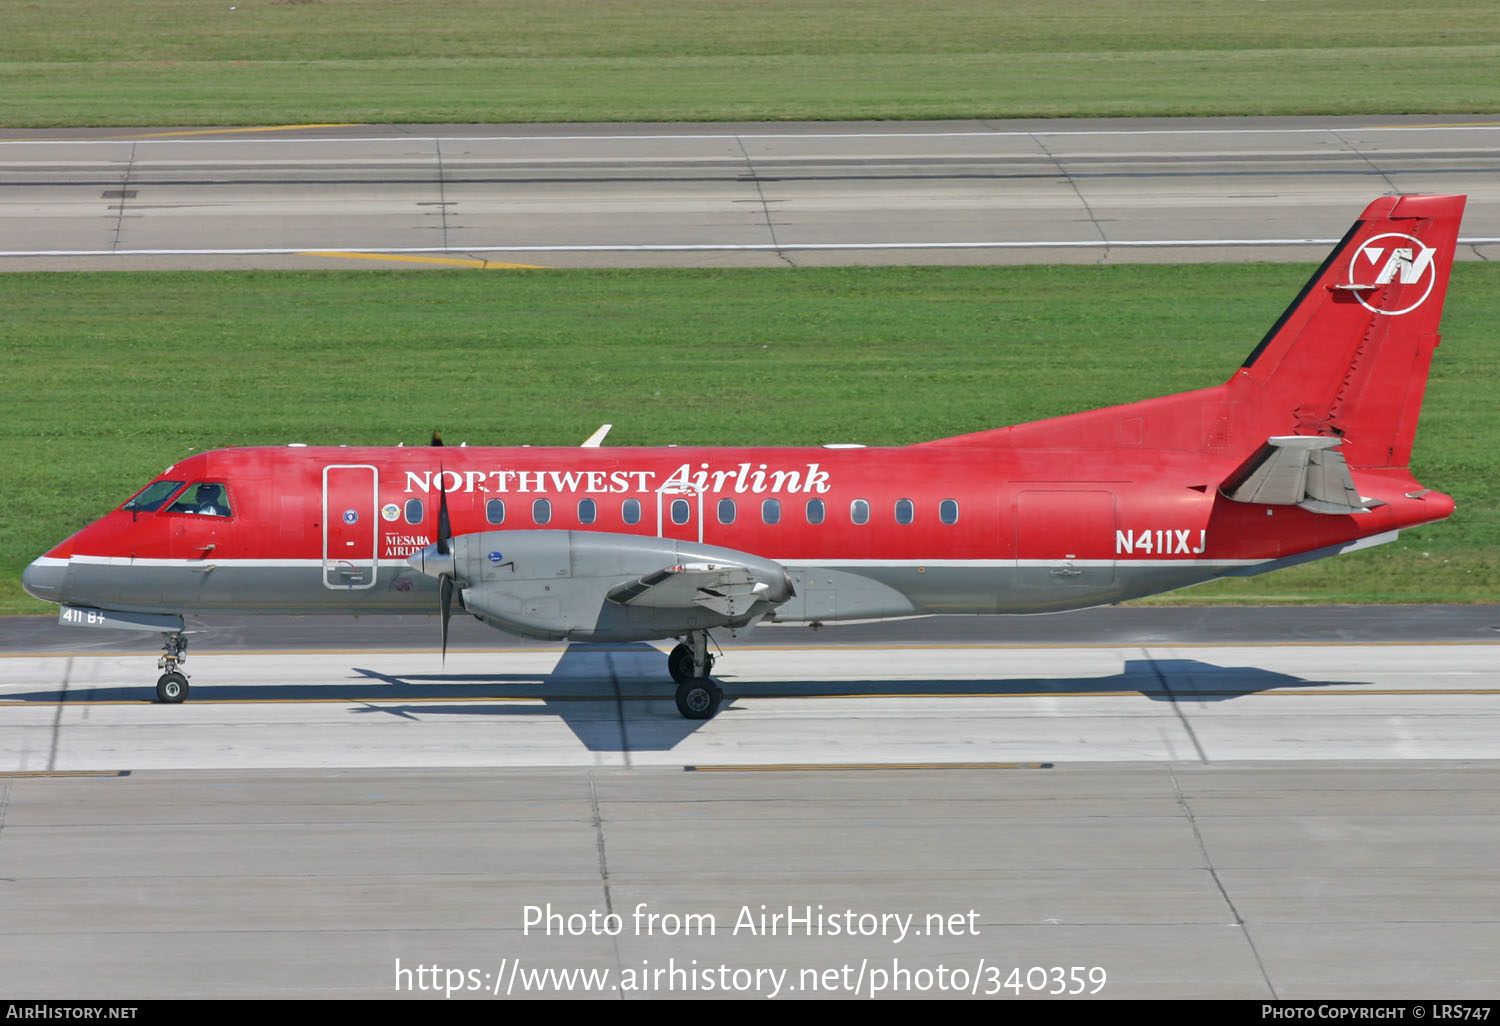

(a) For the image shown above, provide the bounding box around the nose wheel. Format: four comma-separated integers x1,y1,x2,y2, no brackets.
156,671,189,703
155,631,190,703
668,631,721,719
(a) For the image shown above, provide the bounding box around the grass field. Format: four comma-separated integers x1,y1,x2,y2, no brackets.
2,0,1499,126
2,264,1495,613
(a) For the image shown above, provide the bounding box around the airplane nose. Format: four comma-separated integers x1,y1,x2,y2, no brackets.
21,557,66,604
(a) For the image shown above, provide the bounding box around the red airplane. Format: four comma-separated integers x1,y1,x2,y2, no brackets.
23,194,1464,719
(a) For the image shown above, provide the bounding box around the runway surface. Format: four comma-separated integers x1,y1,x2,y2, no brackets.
3,607,1499,771
3,630,1499,771
1,608,1497,997
4,116,1500,270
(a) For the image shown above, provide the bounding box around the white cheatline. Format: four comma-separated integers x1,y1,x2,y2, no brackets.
4,238,1500,258
56,554,1267,569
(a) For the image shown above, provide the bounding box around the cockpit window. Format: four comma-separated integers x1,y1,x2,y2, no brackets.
121,480,185,513
166,481,232,517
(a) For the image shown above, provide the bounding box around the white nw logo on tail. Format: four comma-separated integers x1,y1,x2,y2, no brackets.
1367,245,1435,285
1348,232,1438,315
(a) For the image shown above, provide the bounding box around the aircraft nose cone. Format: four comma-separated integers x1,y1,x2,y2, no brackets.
22,557,66,604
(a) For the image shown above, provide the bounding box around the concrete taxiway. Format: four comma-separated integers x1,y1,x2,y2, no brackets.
3,116,1499,270
0,609,1497,998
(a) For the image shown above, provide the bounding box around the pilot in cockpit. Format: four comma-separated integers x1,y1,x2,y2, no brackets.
170,482,231,516
192,483,230,516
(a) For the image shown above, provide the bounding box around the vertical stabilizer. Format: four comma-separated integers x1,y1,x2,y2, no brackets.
1232,194,1465,469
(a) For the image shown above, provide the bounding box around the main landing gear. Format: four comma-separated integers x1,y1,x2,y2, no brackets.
667,629,721,720
156,631,190,703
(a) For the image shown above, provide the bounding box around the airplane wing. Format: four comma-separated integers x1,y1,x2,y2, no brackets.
1220,436,1377,514
406,529,794,640
608,563,771,617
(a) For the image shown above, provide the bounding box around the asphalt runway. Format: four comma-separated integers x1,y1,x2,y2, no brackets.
1,608,1497,997
4,115,1500,270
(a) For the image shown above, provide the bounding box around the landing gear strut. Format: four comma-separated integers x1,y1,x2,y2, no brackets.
156,631,190,703
668,630,721,720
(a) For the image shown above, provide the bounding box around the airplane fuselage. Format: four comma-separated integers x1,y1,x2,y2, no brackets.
26,439,1450,638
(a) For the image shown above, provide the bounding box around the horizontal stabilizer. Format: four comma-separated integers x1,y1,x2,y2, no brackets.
1221,436,1372,515
608,563,771,617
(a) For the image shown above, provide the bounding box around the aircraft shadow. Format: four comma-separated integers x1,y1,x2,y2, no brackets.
346,643,709,751
8,647,1364,753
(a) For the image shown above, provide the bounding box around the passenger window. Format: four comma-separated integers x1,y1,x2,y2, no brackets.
806,498,825,525
717,498,736,525
895,498,914,525
622,498,642,525
940,498,959,525
578,499,597,524
851,499,870,525
405,498,424,524
122,480,184,513
671,498,690,525
762,498,781,525
533,498,552,525
486,498,505,525
167,482,232,517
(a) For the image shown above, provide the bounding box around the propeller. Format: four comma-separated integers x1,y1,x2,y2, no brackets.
436,471,452,557
435,466,455,661
439,573,454,663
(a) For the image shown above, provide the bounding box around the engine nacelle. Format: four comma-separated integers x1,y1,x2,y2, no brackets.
409,530,793,641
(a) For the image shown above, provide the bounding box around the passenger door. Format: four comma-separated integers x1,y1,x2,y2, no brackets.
323,464,378,589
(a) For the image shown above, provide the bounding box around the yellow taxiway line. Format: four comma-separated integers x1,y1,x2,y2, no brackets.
0,769,130,778
110,124,366,140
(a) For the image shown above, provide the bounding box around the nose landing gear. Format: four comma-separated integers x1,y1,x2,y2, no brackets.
156,631,190,703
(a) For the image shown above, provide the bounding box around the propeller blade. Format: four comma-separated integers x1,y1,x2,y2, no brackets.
439,573,454,663
436,482,452,556
435,463,453,556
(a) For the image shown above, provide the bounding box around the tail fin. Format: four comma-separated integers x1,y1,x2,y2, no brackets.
1232,194,1465,469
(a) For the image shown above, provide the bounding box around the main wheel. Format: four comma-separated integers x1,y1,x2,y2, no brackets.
667,643,695,683
675,679,723,720
156,671,189,704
